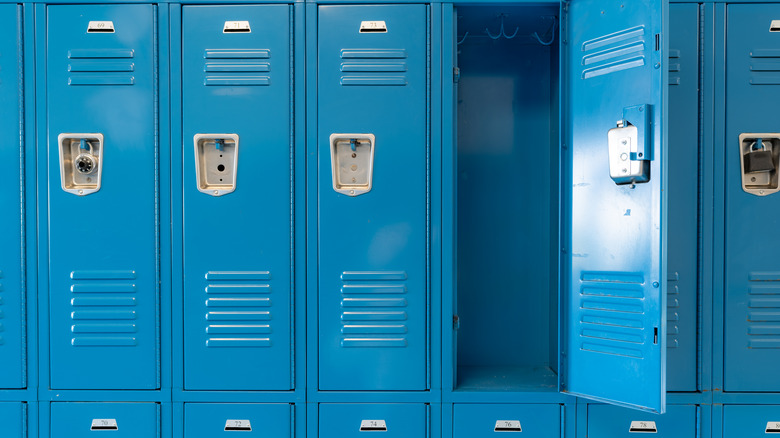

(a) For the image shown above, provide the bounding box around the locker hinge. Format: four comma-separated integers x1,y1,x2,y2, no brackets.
453,67,460,83
453,315,460,330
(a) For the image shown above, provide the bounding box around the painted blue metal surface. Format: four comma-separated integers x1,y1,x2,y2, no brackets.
184,403,291,437
563,0,667,412
586,404,697,437
666,2,699,393
50,402,159,438
181,4,293,392
45,5,158,390
319,403,427,438
452,404,560,438
0,4,25,391
723,405,780,437
0,402,25,438
724,3,780,393
316,4,429,391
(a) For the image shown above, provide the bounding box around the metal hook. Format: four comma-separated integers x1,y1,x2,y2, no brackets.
457,31,469,45
532,17,557,46
485,14,519,40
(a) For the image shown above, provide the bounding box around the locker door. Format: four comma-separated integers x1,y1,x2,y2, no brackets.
182,5,293,391
46,5,158,390
317,5,428,391
0,402,25,438
184,403,291,437
724,4,780,392
563,0,667,412
587,404,696,437
319,404,427,438
50,402,158,438
0,4,25,390
666,3,699,392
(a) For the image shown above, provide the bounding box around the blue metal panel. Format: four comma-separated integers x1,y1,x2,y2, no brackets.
452,404,560,438
724,3,780,393
184,403,291,437
181,4,293,391
666,2,699,393
0,4,24,390
563,0,667,412
587,404,696,437
0,402,25,438
46,5,158,390
319,403,427,438
723,405,780,437
316,4,428,391
50,402,158,438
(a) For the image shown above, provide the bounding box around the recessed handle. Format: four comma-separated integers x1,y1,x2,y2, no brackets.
360,420,387,432
771,20,780,32
360,21,387,33
87,21,114,33
494,420,522,432
629,421,657,433
224,419,252,431
224,21,251,33
766,422,780,433
91,419,118,431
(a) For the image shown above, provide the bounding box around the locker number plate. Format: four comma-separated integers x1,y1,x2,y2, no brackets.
224,420,252,431
90,419,118,431
494,420,522,432
766,422,780,433
87,21,115,33
629,421,657,433
360,420,387,431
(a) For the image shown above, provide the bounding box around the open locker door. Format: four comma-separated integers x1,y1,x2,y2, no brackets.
562,0,668,412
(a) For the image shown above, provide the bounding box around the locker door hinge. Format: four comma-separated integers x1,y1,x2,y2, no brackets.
453,315,460,330
453,67,461,83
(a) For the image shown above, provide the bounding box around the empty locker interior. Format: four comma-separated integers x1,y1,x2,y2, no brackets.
452,4,561,392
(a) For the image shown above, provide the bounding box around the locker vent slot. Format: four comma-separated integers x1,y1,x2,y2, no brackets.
494,420,522,432
204,271,273,348
747,272,780,349
70,270,139,347
766,422,780,433
68,49,135,86
578,271,647,358
629,421,657,433
224,420,252,431
750,50,780,85
203,49,271,86
581,26,646,79
340,49,408,86
340,271,409,348
668,49,681,86
667,272,680,349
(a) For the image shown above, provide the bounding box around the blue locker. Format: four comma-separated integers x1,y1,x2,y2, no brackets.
317,4,429,391
666,2,699,392
181,4,293,391
724,405,780,437
586,404,697,437
184,403,291,437
453,404,560,438
563,0,667,412
46,5,159,390
0,4,25,390
319,404,427,438
50,402,158,438
0,402,25,438
724,3,780,392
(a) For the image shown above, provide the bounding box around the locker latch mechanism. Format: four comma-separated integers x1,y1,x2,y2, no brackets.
194,133,239,196
330,133,375,196
58,133,104,196
608,104,652,185
739,133,779,196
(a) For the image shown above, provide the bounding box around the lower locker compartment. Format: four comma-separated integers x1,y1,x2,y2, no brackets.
453,404,560,438
586,404,697,438
184,403,291,437
724,405,780,438
50,402,159,438
319,404,427,438
0,402,25,438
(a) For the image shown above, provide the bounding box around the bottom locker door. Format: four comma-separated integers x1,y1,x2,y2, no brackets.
319,404,427,438
587,404,697,437
50,402,159,438
453,404,561,438
0,402,25,438
184,403,292,437
724,405,780,437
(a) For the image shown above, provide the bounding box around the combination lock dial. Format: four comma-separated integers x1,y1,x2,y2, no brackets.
75,153,97,174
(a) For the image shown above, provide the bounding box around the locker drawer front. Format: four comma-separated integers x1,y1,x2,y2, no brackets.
319,404,426,438
453,404,560,438
587,404,696,438
51,402,158,438
185,403,291,437
724,405,780,437
0,402,25,438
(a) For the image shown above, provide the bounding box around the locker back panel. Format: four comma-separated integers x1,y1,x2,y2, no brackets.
666,2,699,392
724,4,780,392
0,402,25,438
316,4,428,391
586,404,696,437
319,404,427,438
453,404,560,438
46,5,158,390
181,4,293,391
184,403,291,437
50,403,159,438
724,405,780,437
0,4,25,390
